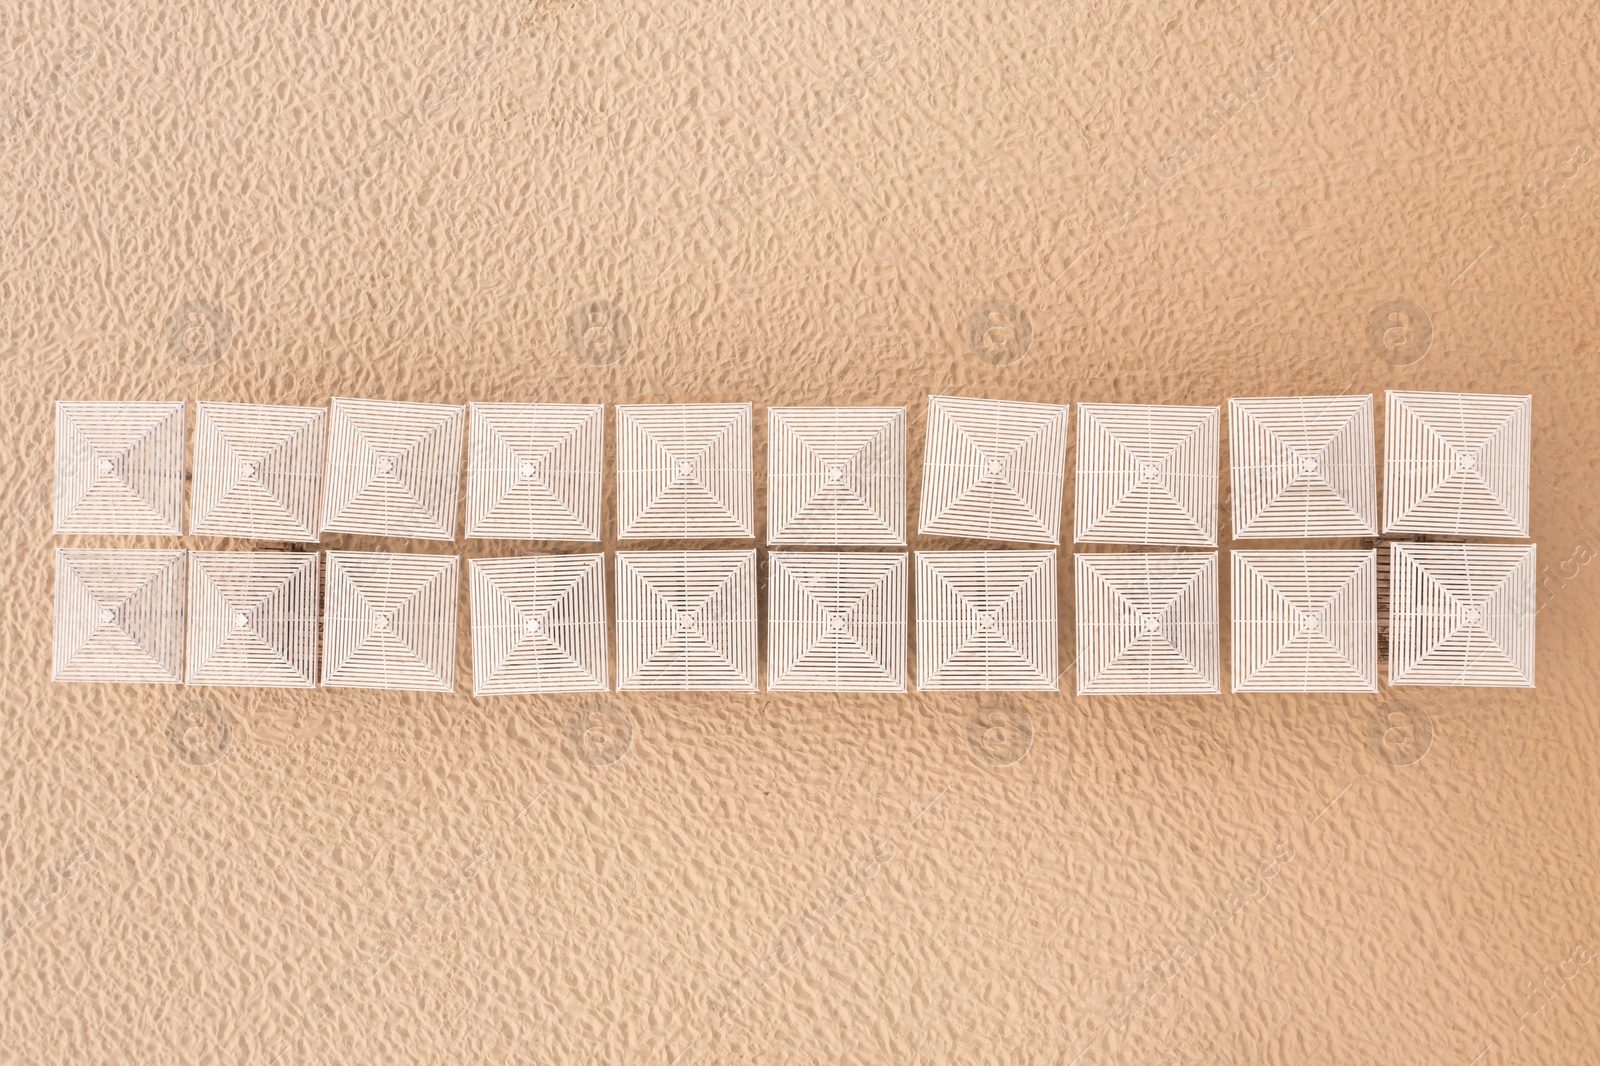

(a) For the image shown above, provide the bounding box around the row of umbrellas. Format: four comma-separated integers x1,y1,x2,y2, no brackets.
49,391,1534,693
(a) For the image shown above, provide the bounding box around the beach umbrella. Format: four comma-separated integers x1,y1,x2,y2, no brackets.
190,401,326,541
1231,549,1377,693
767,551,907,692
320,550,459,691
54,401,185,536
320,397,465,540
768,406,906,546
1387,542,1535,687
54,548,186,683
918,395,1069,545
1382,390,1531,537
469,553,608,695
615,549,758,691
1074,402,1219,547
1075,551,1219,695
466,402,603,540
1227,394,1377,538
186,551,319,688
915,550,1058,691
616,403,753,539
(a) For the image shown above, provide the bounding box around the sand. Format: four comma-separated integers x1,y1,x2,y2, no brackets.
4,0,1600,1061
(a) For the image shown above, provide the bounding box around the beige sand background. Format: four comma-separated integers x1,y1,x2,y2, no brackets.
4,0,1600,1061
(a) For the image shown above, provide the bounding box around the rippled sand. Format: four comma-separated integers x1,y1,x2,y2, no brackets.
4,0,1599,1062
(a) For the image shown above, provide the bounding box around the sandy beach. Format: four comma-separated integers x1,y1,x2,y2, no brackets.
4,0,1599,1061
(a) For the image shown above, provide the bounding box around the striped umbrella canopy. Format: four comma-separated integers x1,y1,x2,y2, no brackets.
616,404,753,539
1075,402,1219,547
767,551,907,692
768,406,906,546
916,550,1058,691
918,395,1069,545
55,401,186,536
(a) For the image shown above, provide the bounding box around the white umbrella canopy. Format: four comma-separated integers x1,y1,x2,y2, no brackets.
1228,394,1377,538
470,554,609,695
190,401,326,541
320,397,465,541
1075,402,1220,547
466,402,603,540
918,395,1069,545
186,551,320,688
615,549,758,691
1387,542,1535,687
616,403,754,539
1382,390,1531,537
767,551,907,692
1231,549,1377,693
54,401,186,536
320,551,460,692
1075,551,1219,695
768,406,906,546
915,550,1058,691
54,548,187,684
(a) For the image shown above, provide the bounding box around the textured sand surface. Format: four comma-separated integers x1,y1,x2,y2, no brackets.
4,0,1600,1062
